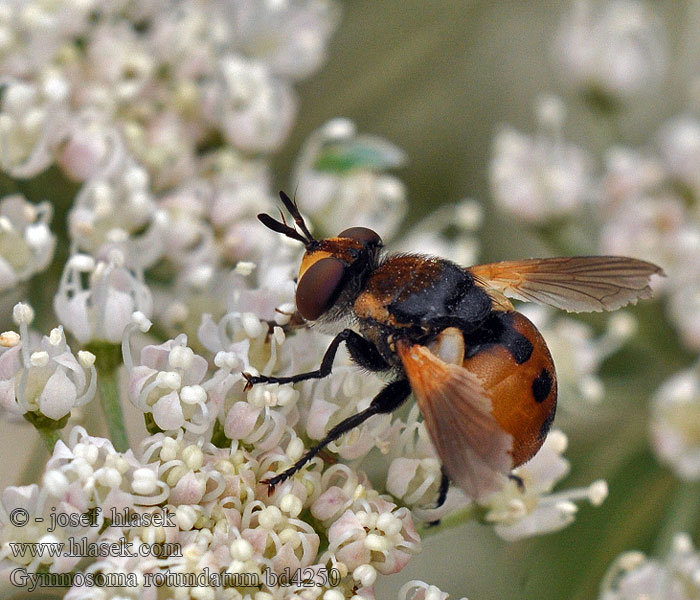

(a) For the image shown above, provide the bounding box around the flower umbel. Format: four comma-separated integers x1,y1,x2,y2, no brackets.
0,2,686,599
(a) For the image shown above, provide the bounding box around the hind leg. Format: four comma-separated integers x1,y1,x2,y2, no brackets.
427,467,450,527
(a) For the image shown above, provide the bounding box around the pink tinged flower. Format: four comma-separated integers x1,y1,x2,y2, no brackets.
229,286,298,325
0,307,96,420
147,4,220,80
324,489,421,577
553,0,668,103
222,388,289,449
63,548,160,600
169,471,206,506
56,110,126,182
602,146,667,206
228,0,340,80
307,397,341,440
400,580,467,600
297,368,388,463
379,405,467,522
0,194,56,292
46,427,168,514
0,481,88,575
222,219,270,262
599,147,699,289
209,54,298,153
39,367,77,420
669,284,700,350
68,161,166,269
0,432,137,574
386,457,442,507
54,251,153,345
311,485,353,523
331,413,393,462
650,366,700,479
599,533,700,600
0,484,42,569
482,430,608,541
127,111,200,190
239,503,321,575
490,96,593,223
225,401,261,439
657,116,700,199
0,76,69,177
206,160,270,231
85,21,155,102
152,390,185,431
158,183,218,271
125,333,211,433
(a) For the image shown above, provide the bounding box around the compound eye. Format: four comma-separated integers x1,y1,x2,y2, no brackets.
338,226,382,245
296,257,346,321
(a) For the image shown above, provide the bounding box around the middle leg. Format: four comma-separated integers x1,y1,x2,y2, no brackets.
264,379,412,490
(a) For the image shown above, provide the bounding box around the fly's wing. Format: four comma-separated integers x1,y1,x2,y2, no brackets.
397,340,513,500
470,256,663,313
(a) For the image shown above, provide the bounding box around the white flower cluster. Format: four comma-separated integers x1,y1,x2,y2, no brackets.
481,430,607,541
399,580,468,600
599,533,700,599
0,194,55,292
0,2,649,599
490,96,595,223
0,0,342,346
489,1,700,508
650,364,700,480
0,303,96,423
596,97,700,482
600,127,700,351
0,0,340,184
1,426,421,600
553,0,668,106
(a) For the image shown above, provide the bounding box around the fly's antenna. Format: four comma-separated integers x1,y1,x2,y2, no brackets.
257,191,316,247
279,190,315,242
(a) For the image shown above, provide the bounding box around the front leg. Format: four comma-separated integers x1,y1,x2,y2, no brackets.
243,328,387,388
264,379,412,491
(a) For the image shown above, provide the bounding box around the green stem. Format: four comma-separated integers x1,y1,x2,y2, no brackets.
36,428,61,453
88,342,129,452
652,479,700,556
98,368,129,452
21,440,52,485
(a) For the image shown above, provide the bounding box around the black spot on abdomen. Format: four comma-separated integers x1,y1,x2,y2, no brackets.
463,312,534,364
532,368,553,403
505,329,534,364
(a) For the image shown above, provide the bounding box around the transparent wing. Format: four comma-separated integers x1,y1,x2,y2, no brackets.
398,341,513,500
470,256,663,313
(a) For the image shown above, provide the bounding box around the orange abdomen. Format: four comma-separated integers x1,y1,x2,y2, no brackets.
462,311,557,467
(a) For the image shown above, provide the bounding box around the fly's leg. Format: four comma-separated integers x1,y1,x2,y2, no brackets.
263,379,411,492
509,473,525,492
436,466,450,508
242,329,387,388
427,466,450,527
